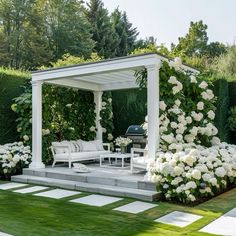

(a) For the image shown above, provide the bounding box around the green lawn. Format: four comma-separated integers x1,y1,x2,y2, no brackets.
0,181,235,236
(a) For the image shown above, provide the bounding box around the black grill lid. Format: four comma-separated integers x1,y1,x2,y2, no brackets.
125,125,145,136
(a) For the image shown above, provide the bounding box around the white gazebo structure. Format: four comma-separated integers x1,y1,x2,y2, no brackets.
30,53,197,169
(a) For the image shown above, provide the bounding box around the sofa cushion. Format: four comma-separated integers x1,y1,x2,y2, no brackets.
133,156,149,165
52,142,65,154
80,140,97,152
91,139,104,151
54,150,110,160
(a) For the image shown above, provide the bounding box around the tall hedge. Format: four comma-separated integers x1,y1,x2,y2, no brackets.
212,79,230,142
112,89,147,137
0,68,29,144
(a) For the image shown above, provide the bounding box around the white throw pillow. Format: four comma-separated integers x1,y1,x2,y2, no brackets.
92,139,104,151
81,140,97,152
52,142,64,154
61,141,71,153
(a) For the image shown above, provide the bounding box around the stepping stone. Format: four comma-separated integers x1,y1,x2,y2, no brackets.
0,232,13,236
0,182,28,190
200,208,236,236
34,189,80,199
114,201,157,214
13,186,49,194
70,194,123,207
154,211,202,227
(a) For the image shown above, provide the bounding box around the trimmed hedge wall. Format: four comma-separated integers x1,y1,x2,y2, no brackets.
112,89,147,137
0,68,29,144
213,79,230,142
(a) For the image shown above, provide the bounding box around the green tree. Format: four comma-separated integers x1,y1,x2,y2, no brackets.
171,20,208,58
111,8,138,57
211,45,236,76
203,41,227,58
44,0,94,60
0,0,52,69
85,0,118,58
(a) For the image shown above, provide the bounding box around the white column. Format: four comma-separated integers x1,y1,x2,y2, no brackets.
30,81,45,169
146,62,161,159
93,91,103,140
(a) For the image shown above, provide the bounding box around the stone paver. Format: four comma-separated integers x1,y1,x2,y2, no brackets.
154,211,202,227
34,189,80,199
114,201,157,214
0,182,28,190
0,232,13,236
13,186,49,194
70,194,123,206
200,208,236,236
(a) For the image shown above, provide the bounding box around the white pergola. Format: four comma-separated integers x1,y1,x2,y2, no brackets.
30,53,197,168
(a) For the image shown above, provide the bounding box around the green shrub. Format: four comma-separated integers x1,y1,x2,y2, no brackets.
212,79,230,142
112,89,147,137
228,107,236,132
0,68,29,144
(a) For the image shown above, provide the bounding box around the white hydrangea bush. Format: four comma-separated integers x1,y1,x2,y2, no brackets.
142,58,219,151
138,57,236,203
147,143,236,203
0,142,31,179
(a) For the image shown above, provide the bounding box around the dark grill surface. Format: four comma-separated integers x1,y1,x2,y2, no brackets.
125,125,145,136
125,125,146,152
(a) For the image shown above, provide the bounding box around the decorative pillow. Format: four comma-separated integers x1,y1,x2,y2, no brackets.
52,142,64,154
81,140,97,152
77,139,83,152
61,141,71,153
92,139,104,151
70,141,81,153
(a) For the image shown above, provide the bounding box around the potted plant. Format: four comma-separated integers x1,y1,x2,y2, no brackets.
115,136,132,154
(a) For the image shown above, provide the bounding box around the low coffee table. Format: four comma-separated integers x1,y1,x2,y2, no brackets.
100,153,138,168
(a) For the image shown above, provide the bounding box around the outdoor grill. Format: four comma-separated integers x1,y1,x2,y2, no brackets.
124,125,147,152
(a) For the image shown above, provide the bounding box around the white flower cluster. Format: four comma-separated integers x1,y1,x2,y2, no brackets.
147,143,236,203
142,57,218,152
0,142,31,176
115,136,132,147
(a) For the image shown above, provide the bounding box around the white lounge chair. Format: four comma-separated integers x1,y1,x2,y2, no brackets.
51,140,110,168
130,147,149,173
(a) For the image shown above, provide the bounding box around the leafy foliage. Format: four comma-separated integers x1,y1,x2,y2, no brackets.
12,54,113,164
228,107,236,132
0,68,29,144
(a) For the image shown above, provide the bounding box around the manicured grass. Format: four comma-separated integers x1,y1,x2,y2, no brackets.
0,181,236,236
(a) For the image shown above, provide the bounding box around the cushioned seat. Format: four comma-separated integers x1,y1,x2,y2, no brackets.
51,140,111,168
54,150,110,160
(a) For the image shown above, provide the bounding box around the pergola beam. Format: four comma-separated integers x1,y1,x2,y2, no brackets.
46,78,101,91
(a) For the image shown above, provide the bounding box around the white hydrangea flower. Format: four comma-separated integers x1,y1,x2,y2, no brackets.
199,81,208,89
23,135,29,141
190,75,197,83
168,76,177,84
89,126,96,132
197,102,204,110
191,169,201,180
207,110,215,120
159,101,167,111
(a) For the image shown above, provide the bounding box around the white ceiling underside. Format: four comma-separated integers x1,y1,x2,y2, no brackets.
46,69,140,91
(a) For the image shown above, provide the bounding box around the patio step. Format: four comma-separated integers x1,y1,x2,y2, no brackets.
22,168,156,191
11,175,160,202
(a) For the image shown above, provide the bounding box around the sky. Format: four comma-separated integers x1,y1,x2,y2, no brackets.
88,0,236,48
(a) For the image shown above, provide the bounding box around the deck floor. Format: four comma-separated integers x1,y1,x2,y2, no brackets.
41,162,146,182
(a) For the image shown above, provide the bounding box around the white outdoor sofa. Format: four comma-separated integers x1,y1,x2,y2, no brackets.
130,147,149,173
51,140,110,168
